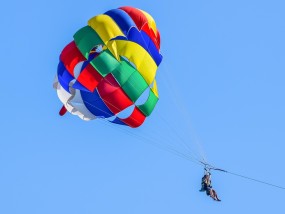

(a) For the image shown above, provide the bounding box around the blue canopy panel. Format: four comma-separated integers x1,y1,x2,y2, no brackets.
128,28,162,66
104,9,136,36
81,89,114,118
109,117,127,126
57,61,74,93
72,80,91,92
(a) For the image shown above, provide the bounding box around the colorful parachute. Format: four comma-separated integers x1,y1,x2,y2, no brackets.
53,6,163,128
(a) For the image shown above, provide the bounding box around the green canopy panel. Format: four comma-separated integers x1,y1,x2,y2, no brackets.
121,71,149,102
73,26,104,59
111,59,136,85
137,90,158,116
90,50,120,77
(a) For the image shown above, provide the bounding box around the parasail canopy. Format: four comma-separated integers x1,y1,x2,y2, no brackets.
53,6,163,128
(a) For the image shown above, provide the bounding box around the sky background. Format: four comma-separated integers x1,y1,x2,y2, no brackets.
1,0,285,213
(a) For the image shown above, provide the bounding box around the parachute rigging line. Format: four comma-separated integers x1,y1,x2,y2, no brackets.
226,171,285,190
160,63,207,162
201,162,285,190
84,99,203,165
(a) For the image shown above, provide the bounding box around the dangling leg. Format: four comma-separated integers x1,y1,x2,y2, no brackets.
211,189,221,201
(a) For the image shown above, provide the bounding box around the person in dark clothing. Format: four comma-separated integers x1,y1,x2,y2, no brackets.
199,169,221,201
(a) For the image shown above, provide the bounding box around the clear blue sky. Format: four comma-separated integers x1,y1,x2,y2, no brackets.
1,0,285,213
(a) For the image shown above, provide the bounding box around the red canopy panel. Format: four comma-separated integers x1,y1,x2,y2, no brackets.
97,74,133,114
96,74,120,97
76,64,103,92
120,6,160,49
120,106,146,128
60,41,86,77
120,6,148,31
